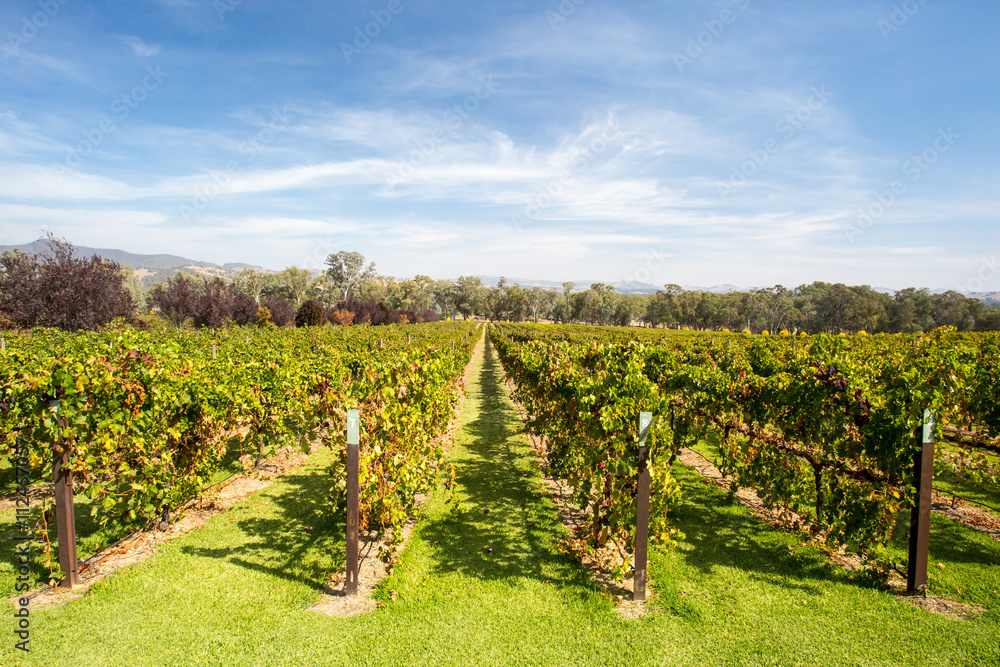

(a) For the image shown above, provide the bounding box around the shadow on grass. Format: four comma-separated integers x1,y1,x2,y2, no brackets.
416,337,594,591
0,433,262,598
670,464,1000,608
666,466,848,596
887,512,1000,567
173,337,597,600
177,460,344,590
0,481,138,597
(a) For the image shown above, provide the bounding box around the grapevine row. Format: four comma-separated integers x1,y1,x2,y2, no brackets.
491,323,1000,569
1,322,481,573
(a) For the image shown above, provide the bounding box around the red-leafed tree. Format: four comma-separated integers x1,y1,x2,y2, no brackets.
149,274,199,328
0,235,134,331
263,297,295,327
151,275,261,329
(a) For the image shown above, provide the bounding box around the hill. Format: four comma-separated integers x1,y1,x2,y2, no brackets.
0,239,266,287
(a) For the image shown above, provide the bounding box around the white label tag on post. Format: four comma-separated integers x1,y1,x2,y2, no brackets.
347,409,360,446
639,412,653,445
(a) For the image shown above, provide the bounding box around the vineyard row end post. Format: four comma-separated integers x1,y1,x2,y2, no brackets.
52,409,79,589
907,409,934,595
345,409,360,596
634,411,653,602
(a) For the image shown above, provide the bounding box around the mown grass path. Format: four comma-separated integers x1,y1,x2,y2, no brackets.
4,332,998,666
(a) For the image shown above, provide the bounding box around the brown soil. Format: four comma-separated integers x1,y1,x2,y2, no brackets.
931,492,1000,540
15,443,314,609
306,502,423,618
540,461,655,619
898,593,984,620
0,482,53,513
675,448,809,533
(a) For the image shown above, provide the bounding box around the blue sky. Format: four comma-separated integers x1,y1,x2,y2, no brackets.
0,0,997,290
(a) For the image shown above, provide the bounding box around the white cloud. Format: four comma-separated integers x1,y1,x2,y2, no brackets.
119,36,162,58
0,204,167,226
0,163,139,201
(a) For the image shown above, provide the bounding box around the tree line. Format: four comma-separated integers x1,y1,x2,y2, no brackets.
2,238,998,334
464,280,1000,333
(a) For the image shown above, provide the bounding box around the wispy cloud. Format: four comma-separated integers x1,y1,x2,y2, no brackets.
119,36,162,57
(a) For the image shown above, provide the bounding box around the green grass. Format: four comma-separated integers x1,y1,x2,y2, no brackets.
1,335,997,666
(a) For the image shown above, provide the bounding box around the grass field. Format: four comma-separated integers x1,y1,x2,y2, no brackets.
1,336,997,666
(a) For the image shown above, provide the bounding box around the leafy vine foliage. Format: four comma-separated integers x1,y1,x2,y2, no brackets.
1,322,481,575
491,323,999,573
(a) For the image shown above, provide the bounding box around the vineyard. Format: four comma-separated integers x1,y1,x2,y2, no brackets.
1,321,998,666
491,323,1000,579
1,322,480,582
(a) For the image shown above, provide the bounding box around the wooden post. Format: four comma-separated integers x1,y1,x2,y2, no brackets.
1,336,5,351
345,409,360,596
51,408,79,589
907,409,935,595
211,343,217,359
634,411,653,602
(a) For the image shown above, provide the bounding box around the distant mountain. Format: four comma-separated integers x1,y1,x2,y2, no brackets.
1,239,237,271
682,284,741,294
968,291,1000,307
0,240,268,286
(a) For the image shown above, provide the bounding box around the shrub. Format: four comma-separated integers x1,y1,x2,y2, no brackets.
328,308,354,327
264,297,294,327
229,289,259,326
193,278,231,329
416,308,442,323
295,300,325,327
253,307,271,327
150,274,199,328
